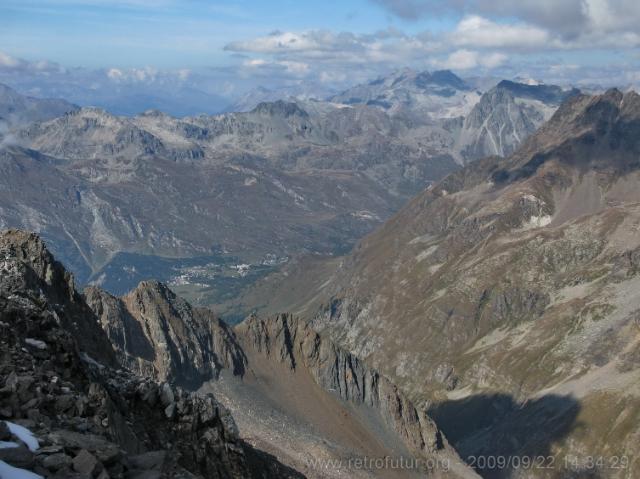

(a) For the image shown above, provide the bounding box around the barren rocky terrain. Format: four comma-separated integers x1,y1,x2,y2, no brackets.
0,74,573,314
233,89,640,477
0,229,479,478
0,229,304,478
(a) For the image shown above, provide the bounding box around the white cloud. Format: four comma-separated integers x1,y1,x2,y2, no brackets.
225,29,438,67
107,68,124,80
225,29,445,86
105,66,187,84
582,0,640,33
373,0,640,44
433,49,507,70
436,50,479,70
0,52,21,68
0,51,63,73
481,52,508,68
228,31,318,54
279,61,310,75
220,14,640,89
451,16,549,50
242,58,310,77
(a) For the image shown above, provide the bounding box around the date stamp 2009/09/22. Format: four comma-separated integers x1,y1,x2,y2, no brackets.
466,455,630,472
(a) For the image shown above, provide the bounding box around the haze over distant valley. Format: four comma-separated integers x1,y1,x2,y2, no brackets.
0,70,578,315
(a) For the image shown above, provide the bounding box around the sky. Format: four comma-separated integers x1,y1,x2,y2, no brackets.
1,0,639,112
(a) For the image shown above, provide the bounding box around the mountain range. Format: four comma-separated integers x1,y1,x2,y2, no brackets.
0,72,577,313
1,65,639,478
227,83,338,113
232,88,640,477
331,68,481,120
0,229,477,478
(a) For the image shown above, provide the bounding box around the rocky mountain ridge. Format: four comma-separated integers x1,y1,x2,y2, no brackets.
227,83,338,113
81,244,476,477
0,229,479,478
85,282,247,387
0,75,576,316
0,229,303,478
449,80,580,162
227,89,640,477
331,69,480,120
235,314,461,465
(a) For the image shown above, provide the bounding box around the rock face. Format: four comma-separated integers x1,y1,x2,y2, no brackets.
0,229,117,366
85,283,475,477
330,72,578,163
236,90,640,477
85,281,247,387
451,81,579,162
0,229,303,478
236,314,448,459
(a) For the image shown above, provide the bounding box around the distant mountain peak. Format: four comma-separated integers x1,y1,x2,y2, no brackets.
430,69,469,90
495,79,580,104
70,105,119,119
0,82,78,125
331,67,477,119
250,99,309,118
139,109,169,118
368,68,468,90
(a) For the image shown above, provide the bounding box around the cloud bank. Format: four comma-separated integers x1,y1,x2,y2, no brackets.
1,0,638,112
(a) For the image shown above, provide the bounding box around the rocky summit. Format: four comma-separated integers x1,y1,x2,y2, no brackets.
0,229,305,478
230,89,640,477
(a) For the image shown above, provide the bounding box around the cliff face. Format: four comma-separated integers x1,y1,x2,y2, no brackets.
453,81,578,163
85,282,247,388
77,256,476,476
236,313,448,458
0,229,116,367
0,229,302,479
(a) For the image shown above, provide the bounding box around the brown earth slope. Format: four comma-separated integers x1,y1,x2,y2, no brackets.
233,89,640,478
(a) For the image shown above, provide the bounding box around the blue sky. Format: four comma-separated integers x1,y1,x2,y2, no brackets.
0,0,456,67
0,0,639,108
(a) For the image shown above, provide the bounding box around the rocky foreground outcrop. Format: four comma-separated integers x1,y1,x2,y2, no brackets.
0,229,478,478
0,230,302,478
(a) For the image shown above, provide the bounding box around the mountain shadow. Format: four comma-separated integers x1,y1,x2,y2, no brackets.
428,393,583,478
